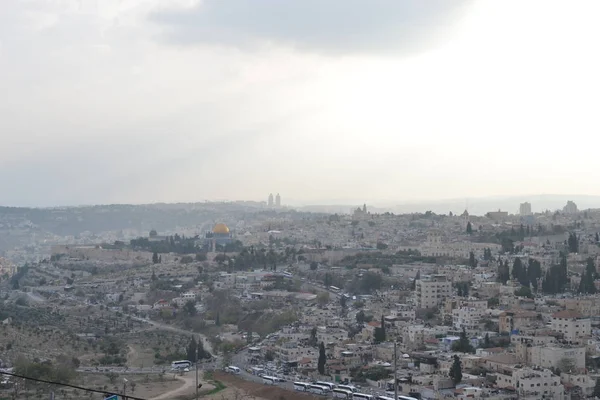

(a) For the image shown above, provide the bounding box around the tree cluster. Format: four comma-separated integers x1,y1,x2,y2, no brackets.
541,253,569,294
187,337,211,362
567,232,579,253
511,257,542,290
497,260,510,284
131,234,200,254
578,257,597,294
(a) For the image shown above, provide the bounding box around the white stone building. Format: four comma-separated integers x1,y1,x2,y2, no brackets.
415,274,452,309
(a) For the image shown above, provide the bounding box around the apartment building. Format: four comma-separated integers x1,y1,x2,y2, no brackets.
494,367,564,400
551,310,591,342
499,309,538,333
453,307,484,331
274,341,316,363
415,274,452,309
520,202,532,216
527,345,586,372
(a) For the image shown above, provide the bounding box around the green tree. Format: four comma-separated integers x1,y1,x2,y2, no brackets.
511,257,524,283
374,315,386,344
449,355,463,385
310,261,318,270
183,300,197,316
317,292,330,307
318,342,326,375
452,328,475,353
568,232,579,253
466,222,473,234
187,337,198,362
514,286,533,299
497,260,510,284
484,333,490,348
197,338,209,360
578,258,597,294
469,251,477,268
152,252,159,264
376,242,388,250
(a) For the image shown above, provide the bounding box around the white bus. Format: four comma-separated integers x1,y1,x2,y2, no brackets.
353,394,374,400
262,376,278,385
293,382,310,392
375,396,395,400
309,384,330,395
225,366,241,374
171,360,192,370
332,388,353,398
398,396,419,400
315,381,336,390
329,286,341,292
337,384,358,393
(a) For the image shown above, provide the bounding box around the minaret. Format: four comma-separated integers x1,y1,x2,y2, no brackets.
363,203,367,213
268,193,274,207
275,193,281,207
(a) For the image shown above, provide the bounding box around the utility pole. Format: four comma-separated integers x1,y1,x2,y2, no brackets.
196,356,199,400
394,341,398,400
123,378,128,400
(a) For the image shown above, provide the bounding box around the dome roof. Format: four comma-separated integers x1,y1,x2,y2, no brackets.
213,223,230,234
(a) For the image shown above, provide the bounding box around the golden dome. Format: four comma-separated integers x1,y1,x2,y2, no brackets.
213,223,230,235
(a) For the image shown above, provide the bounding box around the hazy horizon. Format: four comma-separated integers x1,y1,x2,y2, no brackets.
2,0,600,206
2,193,599,217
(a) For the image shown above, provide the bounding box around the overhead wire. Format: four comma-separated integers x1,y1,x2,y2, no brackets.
0,370,147,400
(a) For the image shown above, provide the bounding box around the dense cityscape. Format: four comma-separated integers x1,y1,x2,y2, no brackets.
1,197,600,399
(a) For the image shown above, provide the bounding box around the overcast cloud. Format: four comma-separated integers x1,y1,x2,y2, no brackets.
152,0,473,54
1,0,600,207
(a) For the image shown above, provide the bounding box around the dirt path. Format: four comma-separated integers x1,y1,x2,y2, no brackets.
149,374,197,400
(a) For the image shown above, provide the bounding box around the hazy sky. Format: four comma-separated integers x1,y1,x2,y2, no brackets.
1,0,600,207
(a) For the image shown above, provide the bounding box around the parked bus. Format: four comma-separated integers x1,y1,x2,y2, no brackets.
337,384,358,393
375,396,395,400
329,286,340,292
249,367,264,375
315,381,335,390
171,360,192,370
293,382,310,392
332,388,353,398
353,394,374,400
309,384,330,395
225,366,241,374
398,396,419,400
262,376,278,385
